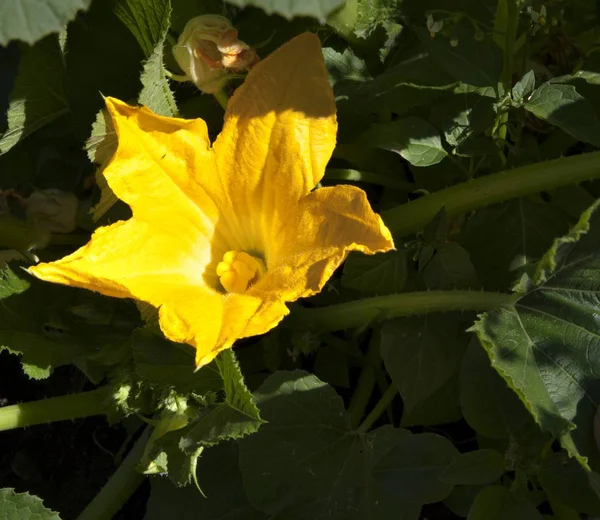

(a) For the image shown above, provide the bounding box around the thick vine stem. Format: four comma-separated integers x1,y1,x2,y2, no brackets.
77,427,151,520
285,291,518,333
0,387,108,432
382,151,600,238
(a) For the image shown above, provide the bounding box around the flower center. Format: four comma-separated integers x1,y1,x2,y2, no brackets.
216,250,264,294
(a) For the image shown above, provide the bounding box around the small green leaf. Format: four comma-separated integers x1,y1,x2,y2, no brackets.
363,117,447,167
525,82,600,147
467,486,543,520
512,70,536,102
323,47,370,88
116,0,177,116
538,452,600,515
440,449,505,486
342,249,407,294
444,485,483,517
381,315,469,417
0,36,69,155
179,350,263,450
0,265,30,300
473,200,600,467
0,0,92,45
224,0,344,22
0,488,61,520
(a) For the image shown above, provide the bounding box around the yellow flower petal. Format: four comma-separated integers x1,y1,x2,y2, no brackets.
211,32,337,252
29,218,209,302
250,185,395,301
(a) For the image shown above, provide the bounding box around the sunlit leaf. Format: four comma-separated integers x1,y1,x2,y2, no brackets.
0,488,61,520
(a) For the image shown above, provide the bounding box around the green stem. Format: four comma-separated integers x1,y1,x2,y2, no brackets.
347,331,381,429
286,291,517,333
0,387,107,432
382,151,600,238
213,89,229,110
357,385,398,434
77,427,151,520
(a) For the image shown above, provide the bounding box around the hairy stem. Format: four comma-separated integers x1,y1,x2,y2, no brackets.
77,427,151,520
383,151,600,238
286,291,517,333
0,387,108,432
213,89,229,110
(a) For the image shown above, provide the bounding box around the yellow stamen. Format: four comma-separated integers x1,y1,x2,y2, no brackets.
216,250,263,293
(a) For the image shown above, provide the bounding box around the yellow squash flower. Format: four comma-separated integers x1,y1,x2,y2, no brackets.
29,33,394,368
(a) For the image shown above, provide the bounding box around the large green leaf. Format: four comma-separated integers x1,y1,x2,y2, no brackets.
224,0,344,22
0,0,92,45
64,0,145,138
467,486,543,520
380,315,469,418
461,198,570,290
0,488,61,520
0,36,69,155
341,249,407,294
538,452,600,515
473,200,600,468
239,371,459,518
525,81,600,148
116,0,177,116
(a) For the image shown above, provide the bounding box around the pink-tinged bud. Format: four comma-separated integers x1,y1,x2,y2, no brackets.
172,15,259,93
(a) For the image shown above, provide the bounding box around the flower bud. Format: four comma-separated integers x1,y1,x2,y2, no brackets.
23,189,79,234
172,15,259,94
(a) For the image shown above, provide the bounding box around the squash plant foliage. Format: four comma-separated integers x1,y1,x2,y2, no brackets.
2,0,600,519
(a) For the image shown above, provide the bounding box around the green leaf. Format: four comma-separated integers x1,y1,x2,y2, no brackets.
444,485,483,518
352,0,402,60
224,0,344,22
0,276,139,380
400,376,462,427
323,47,370,88
117,0,177,116
422,243,480,290
63,0,145,139
0,265,30,300
525,82,600,148
418,26,503,89
239,371,454,518
461,198,570,290
0,36,69,155
348,54,457,116
0,0,92,45
380,315,469,417
362,117,447,167
467,486,543,520
144,442,267,520
132,329,222,394
178,350,263,450
0,488,61,520
472,200,600,467
460,339,539,440
538,452,600,515
341,249,407,294
512,70,536,102
440,449,505,486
